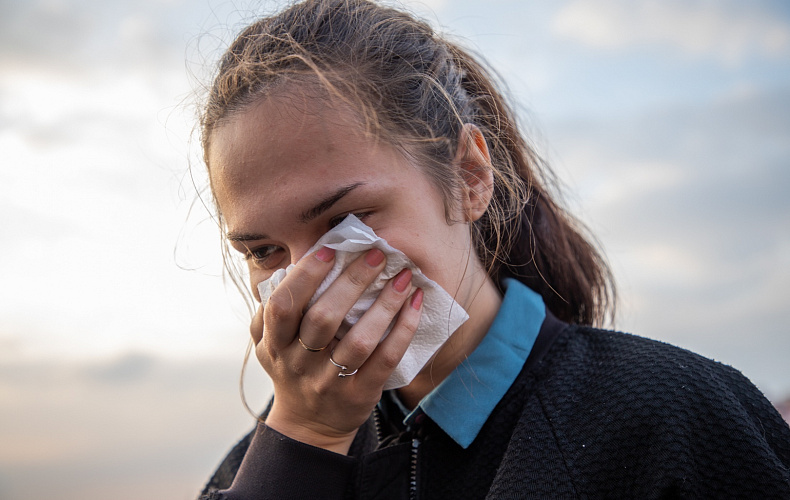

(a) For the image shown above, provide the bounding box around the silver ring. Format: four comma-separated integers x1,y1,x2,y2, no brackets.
329,349,358,377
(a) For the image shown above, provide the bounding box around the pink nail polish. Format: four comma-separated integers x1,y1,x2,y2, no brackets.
393,269,412,292
365,248,385,267
315,246,335,262
411,288,424,310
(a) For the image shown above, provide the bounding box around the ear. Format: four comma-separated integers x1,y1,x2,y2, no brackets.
454,123,494,222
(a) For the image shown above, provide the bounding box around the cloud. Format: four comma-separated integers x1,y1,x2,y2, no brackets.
553,0,790,64
571,86,790,259
399,0,450,14
80,352,157,383
0,352,272,500
0,0,93,66
545,84,790,396
0,0,199,76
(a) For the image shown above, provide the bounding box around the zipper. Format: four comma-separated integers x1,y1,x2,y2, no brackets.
409,437,421,500
373,406,384,442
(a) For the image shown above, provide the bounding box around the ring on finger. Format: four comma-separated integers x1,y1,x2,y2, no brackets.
298,336,327,352
329,349,358,377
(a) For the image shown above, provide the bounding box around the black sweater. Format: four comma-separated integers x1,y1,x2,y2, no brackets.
199,315,790,499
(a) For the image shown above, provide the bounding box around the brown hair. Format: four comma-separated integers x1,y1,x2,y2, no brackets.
200,0,615,326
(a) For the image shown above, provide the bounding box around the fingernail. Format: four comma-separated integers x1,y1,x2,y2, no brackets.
315,246,335,262
411,288,424,310
393,268,412,293
365,248,385,267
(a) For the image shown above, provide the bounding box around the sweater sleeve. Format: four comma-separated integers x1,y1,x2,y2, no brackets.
203,423,358,500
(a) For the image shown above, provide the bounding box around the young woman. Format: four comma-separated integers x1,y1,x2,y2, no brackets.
196,1,790,498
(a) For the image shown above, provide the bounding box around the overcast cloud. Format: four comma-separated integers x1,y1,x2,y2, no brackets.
1,0,788,498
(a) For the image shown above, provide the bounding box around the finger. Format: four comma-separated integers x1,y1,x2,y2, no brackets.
250,304,264,345
329,268,414,376
298,248,387,351
362,287,423,385
263,246,335,350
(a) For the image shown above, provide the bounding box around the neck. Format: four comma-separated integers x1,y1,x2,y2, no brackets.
396,271,502,410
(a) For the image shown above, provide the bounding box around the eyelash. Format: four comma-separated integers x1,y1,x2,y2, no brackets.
242,212,372,265
329,211,372,228
245,245,280,265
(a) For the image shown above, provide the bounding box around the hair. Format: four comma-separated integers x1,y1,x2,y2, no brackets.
200,0,615,326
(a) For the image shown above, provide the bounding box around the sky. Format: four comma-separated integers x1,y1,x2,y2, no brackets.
1,0,788,498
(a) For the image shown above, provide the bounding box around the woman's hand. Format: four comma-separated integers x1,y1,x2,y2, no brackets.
250,247,423,455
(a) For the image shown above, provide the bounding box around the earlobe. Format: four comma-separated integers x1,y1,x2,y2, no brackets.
455,123,494,222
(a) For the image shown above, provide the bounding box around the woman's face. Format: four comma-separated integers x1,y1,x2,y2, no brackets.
208,90,484,309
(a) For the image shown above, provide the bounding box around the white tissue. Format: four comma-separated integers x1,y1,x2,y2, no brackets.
257,215,469,389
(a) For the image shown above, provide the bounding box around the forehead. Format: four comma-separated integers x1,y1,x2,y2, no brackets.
209,91,359,188
206,90,423,228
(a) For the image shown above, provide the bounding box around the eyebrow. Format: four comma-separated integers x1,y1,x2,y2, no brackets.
226,231,268,242
225,182,365,242
299,182,365,223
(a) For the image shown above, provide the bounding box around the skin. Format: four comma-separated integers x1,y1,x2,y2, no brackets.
208,87,502,454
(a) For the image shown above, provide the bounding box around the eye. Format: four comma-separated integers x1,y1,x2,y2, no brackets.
245,245,282,267
328,212,372,228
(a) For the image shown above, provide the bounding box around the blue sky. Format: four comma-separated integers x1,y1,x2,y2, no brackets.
1,0,789,498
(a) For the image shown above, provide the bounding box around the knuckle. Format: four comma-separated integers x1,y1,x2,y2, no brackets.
299,265,325,285
303,304,335,331
345,267,371,289
343,337,371,360
249,321,263,342
291,360,308,377
257,336,271,355
379,296,404,316
378,350,401,371
255,341,275,368
264,294,294,322
314,378,333,397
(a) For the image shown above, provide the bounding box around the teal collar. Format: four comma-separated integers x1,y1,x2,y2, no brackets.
403,278,546,448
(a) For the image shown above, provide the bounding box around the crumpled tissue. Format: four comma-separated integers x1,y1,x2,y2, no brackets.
257,215,469,389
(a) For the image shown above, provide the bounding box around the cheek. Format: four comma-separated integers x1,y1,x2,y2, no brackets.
383,227,462,287
245,258,287,304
